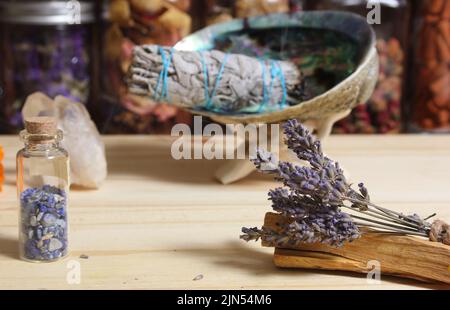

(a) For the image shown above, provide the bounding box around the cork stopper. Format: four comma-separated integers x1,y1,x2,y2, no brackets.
24,117,57,135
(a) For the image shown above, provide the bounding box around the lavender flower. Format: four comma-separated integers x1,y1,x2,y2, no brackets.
241,119,439,248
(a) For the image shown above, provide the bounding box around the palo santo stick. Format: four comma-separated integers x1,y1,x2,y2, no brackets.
264,212,450,284
274,248,367,271
273,248,434,283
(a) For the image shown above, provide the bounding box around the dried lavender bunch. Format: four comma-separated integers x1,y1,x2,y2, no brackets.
241,119,448,248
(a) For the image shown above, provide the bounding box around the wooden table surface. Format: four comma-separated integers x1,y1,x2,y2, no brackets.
0,135,449,290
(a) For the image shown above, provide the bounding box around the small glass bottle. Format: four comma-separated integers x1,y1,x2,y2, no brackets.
17,117,69,263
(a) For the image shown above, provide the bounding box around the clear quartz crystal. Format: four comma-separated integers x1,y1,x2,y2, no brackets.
17,128,69,263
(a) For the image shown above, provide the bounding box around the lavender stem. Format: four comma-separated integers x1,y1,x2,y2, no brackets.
363,208,424,230
424,213,437,221
343,203,423,230
350,214,419,232
346,196,428,228
352,222,429,237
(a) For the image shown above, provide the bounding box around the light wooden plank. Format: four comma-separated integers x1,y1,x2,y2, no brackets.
0,135,449,289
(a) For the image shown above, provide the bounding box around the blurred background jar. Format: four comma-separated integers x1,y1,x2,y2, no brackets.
100,0,194,134
234,0,290,18
0,0,99,133
205,0,234,25
306,0,411,134
205,0,301,26
408,0,450,133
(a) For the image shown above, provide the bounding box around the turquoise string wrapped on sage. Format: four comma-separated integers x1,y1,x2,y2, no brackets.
128,45,304,114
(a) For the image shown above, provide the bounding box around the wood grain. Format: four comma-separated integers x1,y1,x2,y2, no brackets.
0,135,450,289
265,213,450,284
274,248,370,272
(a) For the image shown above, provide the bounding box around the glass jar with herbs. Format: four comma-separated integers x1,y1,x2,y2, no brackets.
0,0,97,133
17,117,69,263
409,0,450,132
100,0,194,133
205,0,298,25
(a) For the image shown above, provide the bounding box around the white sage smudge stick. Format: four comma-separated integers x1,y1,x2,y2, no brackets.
127,45,305,114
